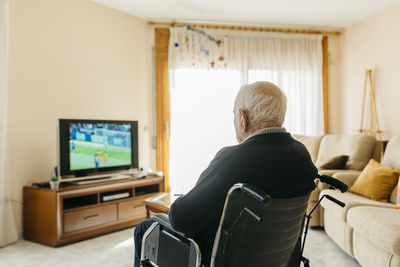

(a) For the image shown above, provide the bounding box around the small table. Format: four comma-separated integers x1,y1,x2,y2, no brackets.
144,192,181,218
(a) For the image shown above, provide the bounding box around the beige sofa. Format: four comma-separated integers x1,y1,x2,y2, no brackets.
293,134,381,227
319,136,400,267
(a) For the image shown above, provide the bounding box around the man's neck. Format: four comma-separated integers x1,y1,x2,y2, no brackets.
242,126,286,143
248,122,281,133
245,123,281,138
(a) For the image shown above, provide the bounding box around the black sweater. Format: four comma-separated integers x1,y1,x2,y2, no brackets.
168,132,317,263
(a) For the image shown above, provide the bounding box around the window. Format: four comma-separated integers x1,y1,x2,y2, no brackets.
164,27,327,192
169,69,240,192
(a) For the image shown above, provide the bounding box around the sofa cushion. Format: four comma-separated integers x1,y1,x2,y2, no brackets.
318,171,361,193
316,134,376,170
318,169,360,177
332,171,361,187
352,230,400,267
292,135,323,163
347,206,400,255
382,136,400,169
319,190,394,222
382,136,400,204
349,159,400,202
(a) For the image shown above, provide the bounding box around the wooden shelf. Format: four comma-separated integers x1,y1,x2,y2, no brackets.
23,176,164,247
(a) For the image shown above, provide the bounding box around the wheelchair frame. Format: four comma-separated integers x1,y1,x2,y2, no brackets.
140,174,348,267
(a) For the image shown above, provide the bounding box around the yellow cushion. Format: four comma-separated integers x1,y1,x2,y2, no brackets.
350,159,400,202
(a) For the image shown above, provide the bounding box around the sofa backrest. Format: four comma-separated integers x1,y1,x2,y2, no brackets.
315,134,377,170
382,136,400,169
292,135,323,163
382,136,400,204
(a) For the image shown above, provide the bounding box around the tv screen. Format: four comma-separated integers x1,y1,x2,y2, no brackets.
59,119,138,178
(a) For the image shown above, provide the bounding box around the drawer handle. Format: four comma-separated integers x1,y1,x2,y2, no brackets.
84,214,99,220
133,205,142,209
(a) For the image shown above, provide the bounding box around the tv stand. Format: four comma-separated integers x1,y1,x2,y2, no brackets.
23,176,164,247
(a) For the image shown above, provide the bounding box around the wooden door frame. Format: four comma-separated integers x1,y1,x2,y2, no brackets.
155,28,171,192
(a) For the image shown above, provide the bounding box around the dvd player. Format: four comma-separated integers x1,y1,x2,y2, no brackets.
102,192,130,202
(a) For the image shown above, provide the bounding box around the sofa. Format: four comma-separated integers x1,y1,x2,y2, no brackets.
293,134,382,227
295,134,400,267
319,136,400,267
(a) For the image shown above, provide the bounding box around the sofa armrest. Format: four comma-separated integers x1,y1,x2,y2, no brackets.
318,171,361,191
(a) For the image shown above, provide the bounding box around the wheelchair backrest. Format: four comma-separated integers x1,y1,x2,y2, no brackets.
210,183,310,267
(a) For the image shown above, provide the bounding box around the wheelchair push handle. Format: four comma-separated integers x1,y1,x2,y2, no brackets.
317,174,348,193
325,194,345,207
239,183,271,207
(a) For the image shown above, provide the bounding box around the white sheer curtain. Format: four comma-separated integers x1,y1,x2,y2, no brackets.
169,27,323,192
0,0,18,247
169,69,240,192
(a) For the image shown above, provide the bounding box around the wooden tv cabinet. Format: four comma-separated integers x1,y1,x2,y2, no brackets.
23,176,164,247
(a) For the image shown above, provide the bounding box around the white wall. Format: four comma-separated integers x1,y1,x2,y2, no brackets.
8,0,155,233
340,3,400,139
327,34,342,134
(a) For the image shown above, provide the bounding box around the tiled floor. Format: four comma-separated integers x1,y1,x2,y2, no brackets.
0,227,359,267
303,228,360,266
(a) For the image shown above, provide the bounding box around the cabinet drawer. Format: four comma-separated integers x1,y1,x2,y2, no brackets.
118,199,146,220
64,204,117,233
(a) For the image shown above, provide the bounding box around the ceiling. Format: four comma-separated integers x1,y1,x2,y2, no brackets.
93,0,400,28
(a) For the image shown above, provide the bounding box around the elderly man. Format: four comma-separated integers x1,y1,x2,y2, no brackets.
134,81,317,266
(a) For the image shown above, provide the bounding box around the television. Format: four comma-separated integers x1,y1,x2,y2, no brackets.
58,119,138,180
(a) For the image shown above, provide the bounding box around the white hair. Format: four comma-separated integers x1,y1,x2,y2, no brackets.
234,81,287,127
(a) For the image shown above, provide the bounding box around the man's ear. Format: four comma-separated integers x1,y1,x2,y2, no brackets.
239,109,249,132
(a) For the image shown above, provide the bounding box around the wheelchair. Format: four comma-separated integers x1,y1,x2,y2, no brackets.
140,174,347,267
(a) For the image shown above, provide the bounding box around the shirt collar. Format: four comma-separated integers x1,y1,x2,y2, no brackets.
243,127,286,142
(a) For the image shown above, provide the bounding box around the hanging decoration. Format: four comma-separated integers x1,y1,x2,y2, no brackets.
199,44,209,56
171,25,227,69
186,24,222,46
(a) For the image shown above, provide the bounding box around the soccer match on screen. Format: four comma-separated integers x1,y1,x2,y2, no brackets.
69,123,132,170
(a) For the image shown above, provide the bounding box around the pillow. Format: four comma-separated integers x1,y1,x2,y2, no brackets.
319,155,349,170
350,159,400,202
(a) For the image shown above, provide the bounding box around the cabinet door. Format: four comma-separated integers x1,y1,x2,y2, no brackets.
64,204,117,233
118,198,146,220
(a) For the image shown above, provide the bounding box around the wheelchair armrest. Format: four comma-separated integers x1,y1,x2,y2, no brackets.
150,213,187,239
150,213,171,227
143,214,202,267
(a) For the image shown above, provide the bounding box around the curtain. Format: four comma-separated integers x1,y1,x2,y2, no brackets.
169,27,324,135
0,0,18,247
169,69,240,192
168,27,324,192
